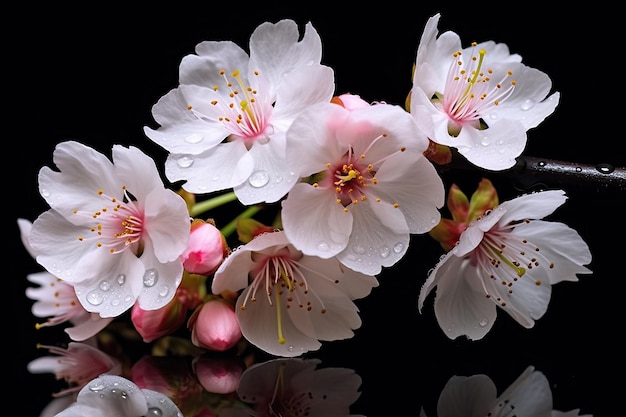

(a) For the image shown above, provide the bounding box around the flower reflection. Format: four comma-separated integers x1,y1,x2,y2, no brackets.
421,365,591,417
219,357,363,417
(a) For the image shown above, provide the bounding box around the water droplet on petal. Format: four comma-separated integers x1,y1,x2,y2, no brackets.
380,246,390,258
184,133,203,144
248,170,270,188
479,318,489,327
89,382,106,392
159,286,169,297
41,189,50,197
353,245,366,254
87,290,104,306
147,408,164,417
575,166,582,172
317,241,330,251
480,136,490,146
393,242,404,253
257,136,270,145
116,274,126,285
143,269,158,287
176,155,194,168
520,99,536,110
489,112,498,120
99,280,111,291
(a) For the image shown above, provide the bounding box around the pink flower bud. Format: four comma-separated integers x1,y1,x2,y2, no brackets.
182,220,227,275
131,296,187,343
189,297,242,352
192,354,244,394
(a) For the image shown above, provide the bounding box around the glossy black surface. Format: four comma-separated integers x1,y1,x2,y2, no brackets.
12,5,624,416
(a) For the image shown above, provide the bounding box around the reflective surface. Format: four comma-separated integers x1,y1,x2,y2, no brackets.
12,6,623,416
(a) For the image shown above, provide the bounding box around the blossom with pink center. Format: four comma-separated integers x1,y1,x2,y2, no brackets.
27,341,122,397
281,101,445,275
418,188,592,340
29,141,191,318
19,218,113,341
211,230,379,357
409,13,560,170
143,19,335,205
218,358,362,417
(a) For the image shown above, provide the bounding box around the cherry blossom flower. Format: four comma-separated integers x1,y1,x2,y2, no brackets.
219,358,363,417
420,366,592,417
27,341,121,397
19,218,113,341
418,187,592,340
410,13,560,170
281,101,445,275
29,141,191,318
53,374,182,417
211,230,378,357
143,19,335,205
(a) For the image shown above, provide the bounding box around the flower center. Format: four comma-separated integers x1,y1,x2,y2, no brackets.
438,44,516,135
311,133,405,212
472,214,554,307
267,361,311,417
74,186,145,255
187,69,273,146
240,247,336,345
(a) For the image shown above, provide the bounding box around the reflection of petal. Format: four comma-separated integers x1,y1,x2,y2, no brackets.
423,366,588,417
223,358,362,417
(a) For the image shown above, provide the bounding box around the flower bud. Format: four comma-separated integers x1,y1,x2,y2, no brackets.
182,219,227,275
131,296,187,343
189,296,242,352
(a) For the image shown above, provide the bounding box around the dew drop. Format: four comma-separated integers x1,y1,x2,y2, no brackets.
89,383,106,392
86,290,104,306
111,299,120,306
575,166,582,172
158,286,169,297
99,280,111,291
124,295,132,302
489,112,498,120
393,242,404,253
275,176,283,183
353,245,366,254
479,318,489,327
595,163,615,174
184,133,203,144
257,136,270,145
147,408,164,417
143,269,159,287
116,274,126,285
41,189,50,197
380,246,390,258
480,136,490,147
288,345,294,352
520,99,536,111
317,241,330,251
176,155,194,168
248,170,270,188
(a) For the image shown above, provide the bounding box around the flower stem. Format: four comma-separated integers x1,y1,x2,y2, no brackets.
190,192,238,217
220,205,263,238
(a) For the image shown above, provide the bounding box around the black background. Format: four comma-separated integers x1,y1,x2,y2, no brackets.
11,5,624,416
